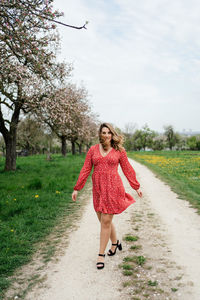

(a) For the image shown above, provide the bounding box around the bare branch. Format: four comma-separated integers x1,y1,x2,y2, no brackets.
19,3,88,30
4,119,11,125
0,100,14,110
32,12,88,30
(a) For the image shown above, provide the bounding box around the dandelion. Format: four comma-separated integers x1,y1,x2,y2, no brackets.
35,194,39,198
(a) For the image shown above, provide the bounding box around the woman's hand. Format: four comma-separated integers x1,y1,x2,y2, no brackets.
136,189,143,198
72,190,78,201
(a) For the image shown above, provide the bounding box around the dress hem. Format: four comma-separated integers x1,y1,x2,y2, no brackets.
94,198,136,215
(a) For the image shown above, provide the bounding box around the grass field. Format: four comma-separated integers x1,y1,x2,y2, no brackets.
0,154,86,297
128,151,200,213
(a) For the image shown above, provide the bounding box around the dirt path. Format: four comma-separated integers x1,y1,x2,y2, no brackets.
11,158,200,300
25,179,133,300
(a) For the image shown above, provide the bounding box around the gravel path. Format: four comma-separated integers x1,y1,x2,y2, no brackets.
24,158,200,300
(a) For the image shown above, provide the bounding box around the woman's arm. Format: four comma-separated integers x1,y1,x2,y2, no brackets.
119,149,142,196
72,147,93,201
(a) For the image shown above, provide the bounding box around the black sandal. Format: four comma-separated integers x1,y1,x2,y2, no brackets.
107,240,122,256
96,254,105,269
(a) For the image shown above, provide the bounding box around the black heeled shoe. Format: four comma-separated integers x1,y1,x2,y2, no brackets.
107,240,122,256
96,254,105,269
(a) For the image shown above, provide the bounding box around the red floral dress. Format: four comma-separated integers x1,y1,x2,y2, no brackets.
74,144,140,214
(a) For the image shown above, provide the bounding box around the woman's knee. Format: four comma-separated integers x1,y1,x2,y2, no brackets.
101,214,113,227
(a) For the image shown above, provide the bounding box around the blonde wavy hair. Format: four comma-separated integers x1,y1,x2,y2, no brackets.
98,123,124,151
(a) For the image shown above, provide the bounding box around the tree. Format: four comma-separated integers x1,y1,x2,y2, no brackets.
140,124,156,150
75,114,99,154
174,133,185,150
0,0,66,170
32,83,94,156
152,137,165,151
132,125,156,151
17,116,48,154
186,136,200,150
123,122,137,151
132,130,143,151
163,125,179,150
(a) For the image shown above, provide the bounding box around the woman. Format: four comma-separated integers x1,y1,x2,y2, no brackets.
72,123,142,270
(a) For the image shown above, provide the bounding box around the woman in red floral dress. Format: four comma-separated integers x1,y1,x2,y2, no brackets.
72,123,142,269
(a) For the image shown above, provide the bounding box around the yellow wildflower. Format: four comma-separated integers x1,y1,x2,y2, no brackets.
56,191,60,194
35,195,39,198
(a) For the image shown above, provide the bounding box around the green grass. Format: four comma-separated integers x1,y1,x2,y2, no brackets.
122,264,133,270
128,151,200,213
123,270,133,276
148,280,158,286
0,153,86,298
130,245,142,251
122,281,132,287
135,256,146,266
123,255,146,266
124,235,139,242
123,256,136,263
171,287,178,292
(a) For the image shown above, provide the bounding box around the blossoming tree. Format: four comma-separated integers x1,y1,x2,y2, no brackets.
0,0,67,170
32,83,97,156
75,114,99,154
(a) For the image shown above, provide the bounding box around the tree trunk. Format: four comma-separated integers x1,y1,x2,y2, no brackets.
0,86,23,171
71,141,76,155
61,136,67,156
5,134,17,171
78,143,82,154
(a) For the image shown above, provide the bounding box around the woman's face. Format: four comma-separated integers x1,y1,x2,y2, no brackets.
101,127,112,143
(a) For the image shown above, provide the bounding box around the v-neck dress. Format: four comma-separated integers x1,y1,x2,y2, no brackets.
74,144,140,214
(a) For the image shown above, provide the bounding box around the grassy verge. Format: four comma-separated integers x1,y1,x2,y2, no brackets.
128,151,200,213
0,153,86,298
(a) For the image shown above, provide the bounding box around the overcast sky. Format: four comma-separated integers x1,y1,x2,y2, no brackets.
54,0,200,133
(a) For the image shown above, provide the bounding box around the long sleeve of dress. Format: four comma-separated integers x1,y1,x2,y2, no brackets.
119,150,140,190
73,147,93,191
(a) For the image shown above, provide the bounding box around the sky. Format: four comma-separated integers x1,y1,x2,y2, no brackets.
53,0,200,133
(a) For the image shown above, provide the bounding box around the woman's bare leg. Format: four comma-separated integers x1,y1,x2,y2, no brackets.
96,212,117,253
109,222,118,252
97,213,113,264
96,211,102,222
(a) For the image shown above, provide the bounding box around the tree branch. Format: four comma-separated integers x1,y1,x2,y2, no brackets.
21,4,88,30
0,100,14,110
0,83,15,103
4,119,11,125
41,17,88,30
33,12,88,29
